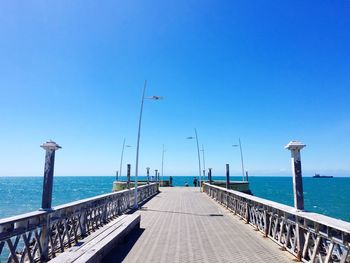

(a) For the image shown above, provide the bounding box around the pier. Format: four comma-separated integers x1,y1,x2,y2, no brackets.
1,183,350,263
103,187,293,262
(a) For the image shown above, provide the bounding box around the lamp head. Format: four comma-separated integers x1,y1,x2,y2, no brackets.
285,141,306,151
41,140,61,151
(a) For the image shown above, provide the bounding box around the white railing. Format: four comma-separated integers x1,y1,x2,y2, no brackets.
204,183,350,263
0,183,158,263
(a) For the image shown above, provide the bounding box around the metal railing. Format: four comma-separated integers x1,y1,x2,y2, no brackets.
204,183,350,263
0,183,158,263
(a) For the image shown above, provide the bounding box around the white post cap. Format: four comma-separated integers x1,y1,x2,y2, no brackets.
284,141,306,151
41,140,62,151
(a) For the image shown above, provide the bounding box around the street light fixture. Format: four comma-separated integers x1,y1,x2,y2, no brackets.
134,80,162,209
232,138,245,181
186,128,202,192
119,138,131,180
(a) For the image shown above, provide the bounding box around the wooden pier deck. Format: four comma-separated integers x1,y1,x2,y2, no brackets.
103,187,294,263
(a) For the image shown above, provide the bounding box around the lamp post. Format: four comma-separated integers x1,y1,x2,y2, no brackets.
285,141,306,210
119,138,131,179
161,144,165,187
134,80,162,209
187,128,202,192
40,141,61,210
40,140,61,261
232,138,245,181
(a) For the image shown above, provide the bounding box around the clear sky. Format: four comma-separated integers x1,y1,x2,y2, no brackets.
1,0,349,177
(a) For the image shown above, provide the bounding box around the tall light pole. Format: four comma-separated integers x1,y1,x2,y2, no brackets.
233,138,245,181
187,128,202,192
201,144,206,181
161,144,165,186
134,80,162,209
119,138,131,179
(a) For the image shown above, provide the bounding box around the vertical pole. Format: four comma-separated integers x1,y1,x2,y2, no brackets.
161,145,165,186
285,141,306,211
41,141,61,210
245,171,249,182
208,168,212,184
119,138,126,178
127,164,131,190
226,164,230,190
194,129,202,192
135,80,147,209
116,171,118,181
155,169,158,191
41,151,56,209
146,167,150,184
127,164,131,207
239,138,245,181
40,141,61,261
201,145,206,181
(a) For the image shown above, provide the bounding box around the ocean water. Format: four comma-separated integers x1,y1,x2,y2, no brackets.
0,176,349,222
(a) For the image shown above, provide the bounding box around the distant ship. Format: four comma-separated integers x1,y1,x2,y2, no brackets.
313,173,333,178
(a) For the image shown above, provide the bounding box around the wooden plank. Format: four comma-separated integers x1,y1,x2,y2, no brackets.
74,214,140,263
50,215,128,261
49,214,137,263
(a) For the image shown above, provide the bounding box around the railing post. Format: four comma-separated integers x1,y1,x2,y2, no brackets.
263,209,268,237
103,200,108,223
245,202,250,224
40,141,61,261
285,141,306,211
155,169,159,191
127,164,131,190
146,167,150,184
208,168,212,184
157,170,160,186
296,216,305,261
226,164,230,190
79,210,87,238
117,198,122,215
127,164,131,207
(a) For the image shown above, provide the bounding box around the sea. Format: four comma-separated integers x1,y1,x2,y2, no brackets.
0,176,349,222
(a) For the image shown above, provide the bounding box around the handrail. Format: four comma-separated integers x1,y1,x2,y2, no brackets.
0,183,158,263
204,183,350,263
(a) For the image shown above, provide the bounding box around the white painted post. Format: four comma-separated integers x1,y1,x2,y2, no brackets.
40,141,61,210
40,140,61,261
285,141,306,211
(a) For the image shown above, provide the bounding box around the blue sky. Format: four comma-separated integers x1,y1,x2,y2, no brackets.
0,0,349,177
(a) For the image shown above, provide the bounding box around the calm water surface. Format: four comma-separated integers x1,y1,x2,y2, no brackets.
0,176,349,222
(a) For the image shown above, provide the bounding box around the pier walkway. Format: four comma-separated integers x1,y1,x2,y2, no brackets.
104,187,294,262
